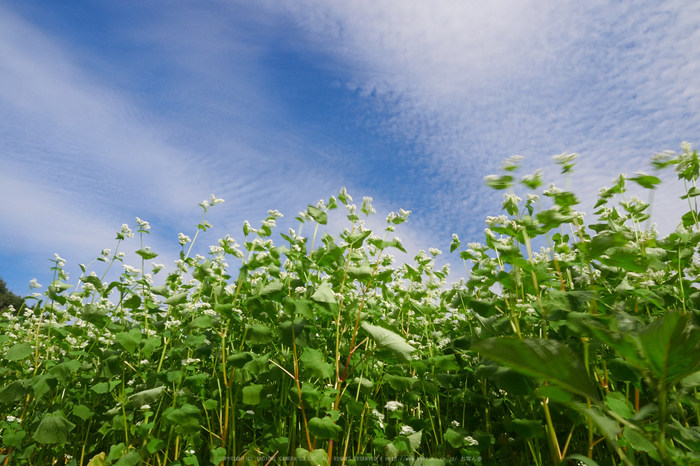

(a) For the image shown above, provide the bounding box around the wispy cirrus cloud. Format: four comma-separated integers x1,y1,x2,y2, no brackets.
269,0,700,238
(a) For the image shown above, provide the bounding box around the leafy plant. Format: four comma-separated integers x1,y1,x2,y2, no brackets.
1,144,700,466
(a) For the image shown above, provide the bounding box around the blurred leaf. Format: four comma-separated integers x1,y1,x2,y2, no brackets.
510,418,543,438
135,248,158,260
639,311,700,387
0,380,26,404
164,403,201,435
129,386,166,409
629,174,661,190
472,337,598,400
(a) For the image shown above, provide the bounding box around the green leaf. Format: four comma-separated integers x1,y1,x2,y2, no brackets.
574,403,621,442
115,327,142,355
510,418,543,438
147,438,165,454
311,281,336,304
307,416,341,440
680,186,700,199
5,342,33,361
307,206,328,225
151,285,170,297
346,231,371,248
106,444,126,464
472,337,598,400
384,374,415,391
80,303,109,327
242,384,263,405
49,359,81,385
210,447,227,465
639,311,700,387
141,337,162,358
90,382,109,395
189,315,213,329
260,279,284,296
165,292,188,306
135,248,158,260
605,392,632,419
295,447,329,466
164,403,201,435
86,452,107,466
32,411,76,444
361,322,415,363
444,427,469,448
300,348,334,379
72,405,93,421
114,450,141,466
227,352,255,368
246,323,273,345
81,275,104,291
347,261,372,281
129,386,166,409
564,454,600,466
583,231,629,259
623,428,657,454
629,174,661,190
0,380,26,404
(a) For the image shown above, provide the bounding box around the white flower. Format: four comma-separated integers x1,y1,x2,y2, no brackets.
6,415,17,422
120,225,134,238
210,194,224,205
385,401,404,411
451,420,460,428
246,410,254,415
400,425,416,436
141,404,151,410
29,278,42,289
465,436,479,446
267,209,283,218
122,264,140,275
135,217,150,230
178,233,191,245
54,253,66,267
429,248,442,257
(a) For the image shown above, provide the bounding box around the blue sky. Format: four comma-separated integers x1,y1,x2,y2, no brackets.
1,0,699,295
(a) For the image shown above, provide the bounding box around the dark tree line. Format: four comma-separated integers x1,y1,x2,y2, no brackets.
0,276,25,312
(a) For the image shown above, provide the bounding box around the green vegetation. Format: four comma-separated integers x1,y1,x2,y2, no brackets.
2,143,700,466
0,276,25,312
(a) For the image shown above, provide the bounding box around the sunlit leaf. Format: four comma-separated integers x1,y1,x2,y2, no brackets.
361,322,415,363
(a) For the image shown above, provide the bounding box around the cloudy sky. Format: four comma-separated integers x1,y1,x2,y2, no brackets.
1,0,699,295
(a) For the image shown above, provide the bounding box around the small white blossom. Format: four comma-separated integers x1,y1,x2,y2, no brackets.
178,233,191,245
385,401,404,411
400,425,416,436
465,436,479,446
135,217,150,230
29,278,42,289
120,225,134,238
